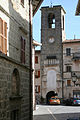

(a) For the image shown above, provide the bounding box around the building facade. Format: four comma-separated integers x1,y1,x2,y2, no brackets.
40,5,66,103
63,39,80,99
35,39,80,102
32,41,41,109
0,0,43,119
35,50,41,104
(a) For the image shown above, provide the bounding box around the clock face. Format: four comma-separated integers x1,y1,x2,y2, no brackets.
49,37,54,43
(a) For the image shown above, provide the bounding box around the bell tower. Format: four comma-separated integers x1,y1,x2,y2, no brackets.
40,5,66,103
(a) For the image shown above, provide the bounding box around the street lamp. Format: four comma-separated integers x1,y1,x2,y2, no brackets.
72,73,77,86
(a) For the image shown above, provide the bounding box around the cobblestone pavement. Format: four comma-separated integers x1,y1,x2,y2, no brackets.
33,105,80,120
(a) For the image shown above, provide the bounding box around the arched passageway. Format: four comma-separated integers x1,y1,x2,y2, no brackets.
46,91,58,104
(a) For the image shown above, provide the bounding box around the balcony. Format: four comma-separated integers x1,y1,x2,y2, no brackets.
63,72,71,79
73,52,80,61
44,59,59,66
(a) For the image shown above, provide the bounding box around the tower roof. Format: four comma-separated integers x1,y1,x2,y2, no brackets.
41,5,66,14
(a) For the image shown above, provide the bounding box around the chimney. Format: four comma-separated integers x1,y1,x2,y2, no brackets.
74,34,76,40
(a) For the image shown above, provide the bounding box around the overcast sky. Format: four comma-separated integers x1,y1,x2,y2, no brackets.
33,0,80,49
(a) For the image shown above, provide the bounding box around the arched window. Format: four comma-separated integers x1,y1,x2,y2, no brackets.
12,69,20,96
48,13,55,28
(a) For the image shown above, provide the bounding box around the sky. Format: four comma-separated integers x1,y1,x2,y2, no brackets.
33,0,80,49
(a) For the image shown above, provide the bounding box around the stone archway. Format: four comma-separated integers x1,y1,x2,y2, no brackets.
46,91,58,104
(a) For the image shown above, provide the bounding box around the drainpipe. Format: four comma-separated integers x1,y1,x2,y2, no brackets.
62,42,64,99
29,0,32,120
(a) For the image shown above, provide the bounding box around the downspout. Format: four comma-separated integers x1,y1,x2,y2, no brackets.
60,9,64,100
29,0,32,120
62,42,64,99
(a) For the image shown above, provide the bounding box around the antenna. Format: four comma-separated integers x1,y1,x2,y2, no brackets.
50,0,52,8
74,34,76,40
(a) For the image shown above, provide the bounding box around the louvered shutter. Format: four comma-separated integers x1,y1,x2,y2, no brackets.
0,18,7,54
38,70,40,78
0,18,3,52
4,22,7,54
35,56,38,63
21,37,25,64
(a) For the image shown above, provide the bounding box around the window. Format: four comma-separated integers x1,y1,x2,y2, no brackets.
35,70,40,78
48,13,55,28
21,0,24,5
0,17,7,54
11,109,19,120
66,66,72,72
35,85,40,93
21,37,25,64
67,80,71,86
66,48,71,56
35,56,38,64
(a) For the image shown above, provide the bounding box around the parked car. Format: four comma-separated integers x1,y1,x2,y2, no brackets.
63,98,80,105
72,98,80,105
49,96,60,105
63,98,73,105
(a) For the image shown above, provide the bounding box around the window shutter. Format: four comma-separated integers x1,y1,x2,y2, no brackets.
67,80,71,86
0,18,3,35
4,22,7,38
21,37,25,64
35,56,38,63
4,22,7,54
0,18,1,34
38,70,40,77
21,37,23,63
0,18,3,53
0,18,7,54
23,38,25,63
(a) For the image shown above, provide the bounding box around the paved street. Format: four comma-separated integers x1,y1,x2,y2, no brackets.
33,105,80,120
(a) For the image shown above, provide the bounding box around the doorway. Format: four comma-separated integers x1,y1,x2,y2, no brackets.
46,91,58,104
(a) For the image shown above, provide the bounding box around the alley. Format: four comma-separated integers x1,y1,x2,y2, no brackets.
33,105,80,120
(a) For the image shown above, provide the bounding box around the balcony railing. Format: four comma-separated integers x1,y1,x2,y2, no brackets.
63,72,71,79
44,59,59,66
73,52,80,60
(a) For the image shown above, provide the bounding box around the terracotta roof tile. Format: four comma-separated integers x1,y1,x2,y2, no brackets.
63,39,80,43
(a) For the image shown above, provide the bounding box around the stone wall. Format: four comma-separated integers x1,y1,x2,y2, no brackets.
0,0,30,66
0,52,30,120
0,1,31,119
40,6,66,99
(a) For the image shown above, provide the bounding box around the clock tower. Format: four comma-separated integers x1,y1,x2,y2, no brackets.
40,5,66,103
